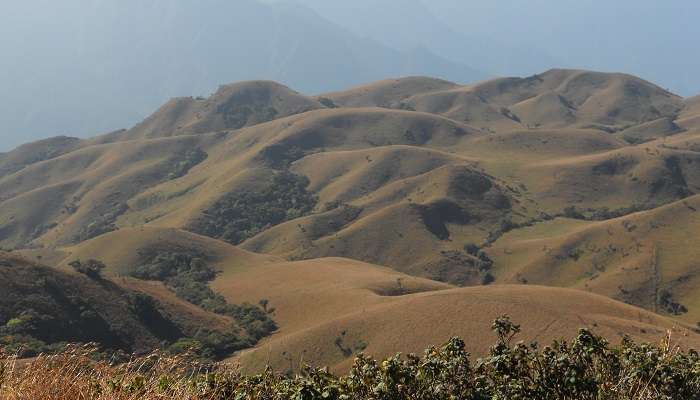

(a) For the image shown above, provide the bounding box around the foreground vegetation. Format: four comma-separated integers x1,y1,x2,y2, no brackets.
2,317,699,399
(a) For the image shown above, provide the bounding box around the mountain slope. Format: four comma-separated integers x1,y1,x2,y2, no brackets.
117,81,324,141
2,69,699,312
5,69,700,373
235,284,700,373
679,95,700,130
0,251,231,355
488,192,700,324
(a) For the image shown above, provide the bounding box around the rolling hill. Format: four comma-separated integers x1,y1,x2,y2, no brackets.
0,251,234,356
16,234,700,374
235,284,700,373
3,68,700,371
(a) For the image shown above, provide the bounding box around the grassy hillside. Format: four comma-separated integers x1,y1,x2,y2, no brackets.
114,81,324,141
0,70,694,287
326,69,684,132
0,251,235,357
233,283,700,373
488,193,700,323
3,70,700,374
679,95,700,129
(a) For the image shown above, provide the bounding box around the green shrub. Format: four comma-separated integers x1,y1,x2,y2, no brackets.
659,290,688,315
464,243,480,256
318,97,338,108
68,259,106,280
167,148,207,180
76,203,128,242
0,333,67,358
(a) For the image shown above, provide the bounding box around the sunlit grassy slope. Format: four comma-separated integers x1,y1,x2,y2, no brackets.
2,68,700,372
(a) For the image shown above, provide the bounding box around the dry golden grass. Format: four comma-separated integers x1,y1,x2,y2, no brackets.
0,69,688,267
488,193,700,324
321,76,457,108
234,284,700,373
0,345,236,400
678,95,700,129
59,227,278,276
118,81,323,141
3,329,698,399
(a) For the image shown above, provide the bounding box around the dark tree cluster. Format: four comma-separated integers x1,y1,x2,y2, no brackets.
131,252,277,359
189,171,317,244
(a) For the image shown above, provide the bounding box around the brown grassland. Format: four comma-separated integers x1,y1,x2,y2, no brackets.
2,68,700,389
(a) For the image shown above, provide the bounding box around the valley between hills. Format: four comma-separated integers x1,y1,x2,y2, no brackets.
3,68,700,373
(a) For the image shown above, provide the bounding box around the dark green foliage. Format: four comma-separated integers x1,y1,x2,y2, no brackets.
323,200,344,211
592,157,636,176
480,271,495,285
131,252,276,357
562,205,586,219
463,243,495,281
501,106,522,122
258,144,308,169
167,329,250,360
132,252,215,283
127,292,182,342
560,204,656,222
464,243,480,256
216,96,278,129
485,216,538,244
318,97,338,108
397,102,417,111
425,249,495,287
259,298,269,312
69,259,106,280
568,247,584,261
0,258,188,356
167,148,207,180
662,156,689,196
415,200,471,240
659,290,688,315
0,333,67,358
76,202,129,242
476,250,493,267
133,253,220,309
587,205,644,221
332,331,367,359
189,171,317,244
127,292,159,318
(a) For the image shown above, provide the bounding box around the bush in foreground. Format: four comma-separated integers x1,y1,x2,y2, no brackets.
2,317,700,399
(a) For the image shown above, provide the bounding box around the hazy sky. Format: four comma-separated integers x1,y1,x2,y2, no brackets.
286,0,700,95
429,0,700,92
1,0,699,151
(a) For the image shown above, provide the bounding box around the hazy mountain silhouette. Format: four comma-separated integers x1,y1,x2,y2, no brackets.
283,0,559,76
287,0,700,96
0,0,484,151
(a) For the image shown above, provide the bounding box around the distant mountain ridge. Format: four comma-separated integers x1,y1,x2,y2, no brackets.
0,0,485,151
